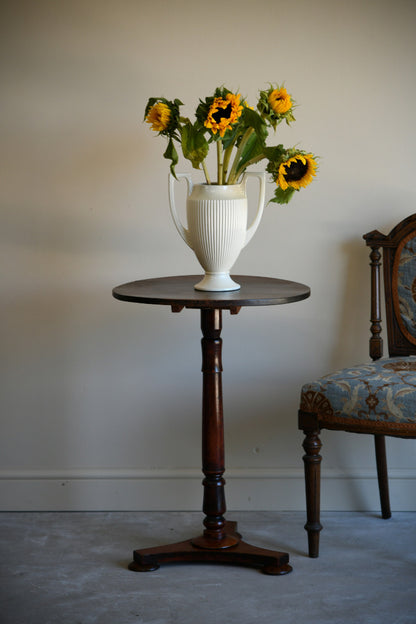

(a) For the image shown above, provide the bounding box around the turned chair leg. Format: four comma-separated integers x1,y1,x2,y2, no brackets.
374,434,391,519
302,429,323,557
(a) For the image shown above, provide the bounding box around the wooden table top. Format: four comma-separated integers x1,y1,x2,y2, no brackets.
112,275,310,309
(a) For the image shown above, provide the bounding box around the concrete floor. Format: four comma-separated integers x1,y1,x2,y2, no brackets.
1,511,415,624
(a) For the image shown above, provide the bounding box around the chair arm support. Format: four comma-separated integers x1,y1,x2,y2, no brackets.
363,231,384,361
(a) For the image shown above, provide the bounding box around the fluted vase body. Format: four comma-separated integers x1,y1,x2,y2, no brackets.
169,172,265,291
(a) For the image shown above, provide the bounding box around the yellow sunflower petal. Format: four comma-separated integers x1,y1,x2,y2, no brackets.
268,88,292,115
146,102,171,132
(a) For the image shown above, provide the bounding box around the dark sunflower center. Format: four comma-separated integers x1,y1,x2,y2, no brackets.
212,102,232,122
284,159,308,182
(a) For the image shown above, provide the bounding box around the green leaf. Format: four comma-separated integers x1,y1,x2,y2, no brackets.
270,186,296,204
180,122,209,169
240,108,268,141
163,138,179,178
264,144,286,162
235,132,266,175
221,126,241,150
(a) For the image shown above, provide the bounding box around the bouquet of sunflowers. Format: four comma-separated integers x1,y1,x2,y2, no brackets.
144,85,317,204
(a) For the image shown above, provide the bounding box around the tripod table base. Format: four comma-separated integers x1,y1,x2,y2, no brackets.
128,521,292,576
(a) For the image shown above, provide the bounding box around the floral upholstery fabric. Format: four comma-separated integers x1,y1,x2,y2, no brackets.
300,357,416,425
397,235,416,341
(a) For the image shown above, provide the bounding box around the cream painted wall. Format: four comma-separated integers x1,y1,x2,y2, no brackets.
1,0,416,511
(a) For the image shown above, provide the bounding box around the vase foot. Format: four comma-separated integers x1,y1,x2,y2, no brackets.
194,273,241,292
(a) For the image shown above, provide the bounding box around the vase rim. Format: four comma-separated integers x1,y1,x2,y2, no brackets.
194,182,243,188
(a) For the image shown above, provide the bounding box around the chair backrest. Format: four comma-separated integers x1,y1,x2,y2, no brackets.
364,214,416,359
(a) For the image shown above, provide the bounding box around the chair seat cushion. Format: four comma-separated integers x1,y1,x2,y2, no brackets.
300,357,416,430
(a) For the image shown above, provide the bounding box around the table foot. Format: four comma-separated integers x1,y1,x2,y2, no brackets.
128,521,292,575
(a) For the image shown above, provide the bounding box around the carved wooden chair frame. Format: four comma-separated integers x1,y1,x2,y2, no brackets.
298,214,416,557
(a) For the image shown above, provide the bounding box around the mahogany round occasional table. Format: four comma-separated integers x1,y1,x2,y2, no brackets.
112,275,310,575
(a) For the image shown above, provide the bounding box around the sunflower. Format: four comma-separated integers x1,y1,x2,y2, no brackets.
277,153,317,190
144,97,182,138
204,93,243,137
257,84,295,129
268,87,292,115
146,102,171,133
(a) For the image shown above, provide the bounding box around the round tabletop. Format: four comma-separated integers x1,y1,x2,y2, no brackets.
112,275,310,309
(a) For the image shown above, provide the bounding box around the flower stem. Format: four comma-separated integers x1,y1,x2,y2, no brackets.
202,160,211,185
227,128,254,184
217,141,224,184
222,139,237,182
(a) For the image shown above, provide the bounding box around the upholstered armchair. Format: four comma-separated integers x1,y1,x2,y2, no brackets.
298,214,416,557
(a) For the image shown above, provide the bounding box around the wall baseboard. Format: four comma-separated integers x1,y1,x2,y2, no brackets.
1,468,415,511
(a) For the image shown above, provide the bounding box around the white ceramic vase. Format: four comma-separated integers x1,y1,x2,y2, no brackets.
168,171,266,291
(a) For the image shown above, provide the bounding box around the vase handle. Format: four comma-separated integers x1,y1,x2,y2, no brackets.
168,172,193,248
242,171,266,247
